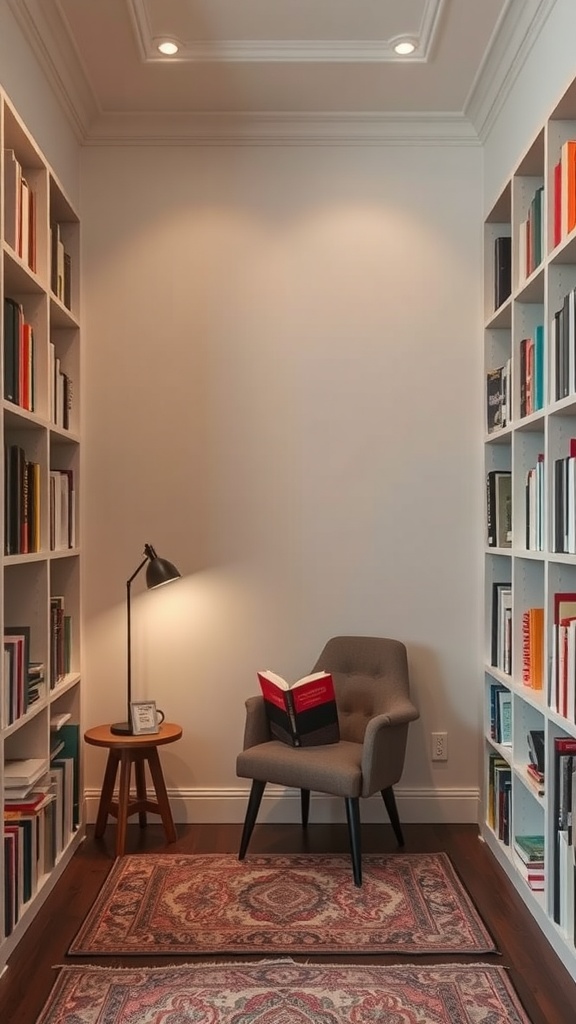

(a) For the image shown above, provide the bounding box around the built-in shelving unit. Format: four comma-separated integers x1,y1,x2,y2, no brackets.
483,73,576,983
0,91,82,971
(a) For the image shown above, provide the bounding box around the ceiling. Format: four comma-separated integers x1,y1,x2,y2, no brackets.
9,0,553,144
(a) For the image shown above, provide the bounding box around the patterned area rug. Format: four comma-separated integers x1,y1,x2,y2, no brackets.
69,852,496,956
36,962,531,1024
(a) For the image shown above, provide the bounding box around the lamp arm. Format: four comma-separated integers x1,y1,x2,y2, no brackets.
126,554,150,720
127,554,150,588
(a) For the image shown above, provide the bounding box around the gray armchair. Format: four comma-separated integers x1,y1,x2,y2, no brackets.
236,635,419,886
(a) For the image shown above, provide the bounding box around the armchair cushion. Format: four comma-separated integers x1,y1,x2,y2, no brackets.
237,739,363,798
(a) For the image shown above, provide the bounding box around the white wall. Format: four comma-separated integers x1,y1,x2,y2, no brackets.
81,140,484,823
0,3,79,205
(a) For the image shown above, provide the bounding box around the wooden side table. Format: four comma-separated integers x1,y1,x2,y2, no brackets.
85,722,183,857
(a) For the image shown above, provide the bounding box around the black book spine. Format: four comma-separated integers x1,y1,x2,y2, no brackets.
487,472,497,547
494,236,512,310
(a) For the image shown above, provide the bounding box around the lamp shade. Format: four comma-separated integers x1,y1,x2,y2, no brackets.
144,544,181,589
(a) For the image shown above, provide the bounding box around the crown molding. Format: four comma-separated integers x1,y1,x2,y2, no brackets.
465,0,557,141
7,0,99,142
83,110,480,148
9,0,551,148
128,0,444,64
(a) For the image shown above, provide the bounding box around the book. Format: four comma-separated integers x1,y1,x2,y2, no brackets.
525,453,544,551
486,365,508,434
496,688,512,744
521,607,544,690
4,758,48,787
551,594,576,713
494,236,511,309
534,324,544,411
3,148,21,252
552,737,576,922
3,296,22,406
4,831,16,935
50,712,72,731
489,682,512,744
514,834,545,864
257,670,340,747
561,139,576,238
528,730,545,774
56,723,80,827
517,859,545,891
4,625,31,721
491,582,512,673
525,763,545,797
486,470,511,548
4,790,52,813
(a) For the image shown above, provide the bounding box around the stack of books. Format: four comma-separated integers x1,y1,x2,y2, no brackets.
514,834,545,891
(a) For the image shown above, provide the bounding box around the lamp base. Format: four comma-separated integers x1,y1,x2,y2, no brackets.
110,721,133,736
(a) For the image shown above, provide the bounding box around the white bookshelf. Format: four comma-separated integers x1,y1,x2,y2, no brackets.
483,73,576,983
0,91,82,970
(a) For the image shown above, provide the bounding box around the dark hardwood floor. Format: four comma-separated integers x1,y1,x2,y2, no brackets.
0,821,575,1023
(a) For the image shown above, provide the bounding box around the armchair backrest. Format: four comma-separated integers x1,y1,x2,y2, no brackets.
311,635,411,744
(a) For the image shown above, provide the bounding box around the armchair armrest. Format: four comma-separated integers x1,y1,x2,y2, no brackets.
376,699,420,729
242,695,272,749
361,701,419,796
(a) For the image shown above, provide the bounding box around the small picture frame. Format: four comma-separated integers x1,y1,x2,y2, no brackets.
130,700,161,735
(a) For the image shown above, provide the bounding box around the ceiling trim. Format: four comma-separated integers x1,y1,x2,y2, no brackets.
7,0,99,141
465,0,556,140
7,0,552,147
128,0,444,64
83,111,480,148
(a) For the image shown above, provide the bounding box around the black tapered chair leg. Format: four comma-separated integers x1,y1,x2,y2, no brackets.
344,796,362,887
381,786,404,846
300,788,310,828
238,780,266,860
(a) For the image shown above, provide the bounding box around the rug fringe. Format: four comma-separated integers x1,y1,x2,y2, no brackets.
51,959,300,972
51,960,507,973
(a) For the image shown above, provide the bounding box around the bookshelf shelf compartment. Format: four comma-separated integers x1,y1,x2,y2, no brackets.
0,92,82,963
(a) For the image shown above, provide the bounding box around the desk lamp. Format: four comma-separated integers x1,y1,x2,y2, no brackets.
111,543,181,735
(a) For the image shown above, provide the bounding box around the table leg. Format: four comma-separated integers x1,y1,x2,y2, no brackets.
134,756,148,828
115,750,133,856
147,748,177,843
94,749,120,838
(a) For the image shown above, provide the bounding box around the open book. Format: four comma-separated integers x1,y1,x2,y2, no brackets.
257,670,340,747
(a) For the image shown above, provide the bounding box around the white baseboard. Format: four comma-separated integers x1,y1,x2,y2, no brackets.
84,785,480,825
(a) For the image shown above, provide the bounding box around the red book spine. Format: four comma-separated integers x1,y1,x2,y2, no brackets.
554,737,576,753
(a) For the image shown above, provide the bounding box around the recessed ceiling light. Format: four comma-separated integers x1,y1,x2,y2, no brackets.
158,41,179,56
393,40,416,56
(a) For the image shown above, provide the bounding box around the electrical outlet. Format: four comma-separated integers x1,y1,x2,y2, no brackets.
431,731,448,761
